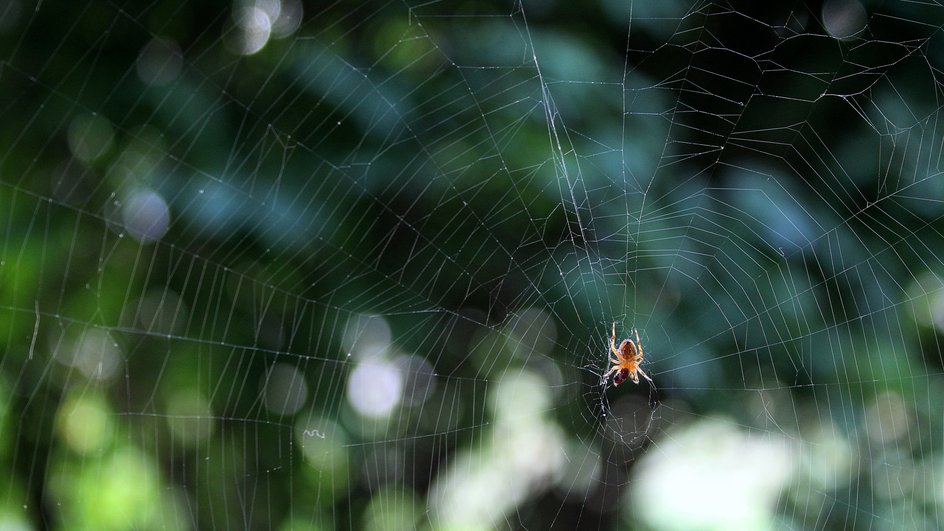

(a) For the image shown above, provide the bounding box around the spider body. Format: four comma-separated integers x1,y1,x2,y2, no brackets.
603,322,652,386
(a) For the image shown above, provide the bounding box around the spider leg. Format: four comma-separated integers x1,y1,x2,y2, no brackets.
600,365,619,384
636,367,653,382
610,345,622,359
610,322,620,358
635,328,643,359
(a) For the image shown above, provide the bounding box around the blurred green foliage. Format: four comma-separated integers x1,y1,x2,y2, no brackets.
2,0,944,529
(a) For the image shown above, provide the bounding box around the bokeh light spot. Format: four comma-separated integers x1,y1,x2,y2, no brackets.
262,363,309,416
56,393,113,455
121,188,170,244
136,37,182,86
343,314,392,359
347,358,402,419
822,0,867,40
54,328,122,382
67,114,114,163
232,6,271,55
165,390,216,446
630,418,796,530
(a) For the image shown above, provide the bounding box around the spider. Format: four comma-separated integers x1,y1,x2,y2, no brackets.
602,321,652,386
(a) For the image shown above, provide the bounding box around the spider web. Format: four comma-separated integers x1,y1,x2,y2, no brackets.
1,0,943,529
